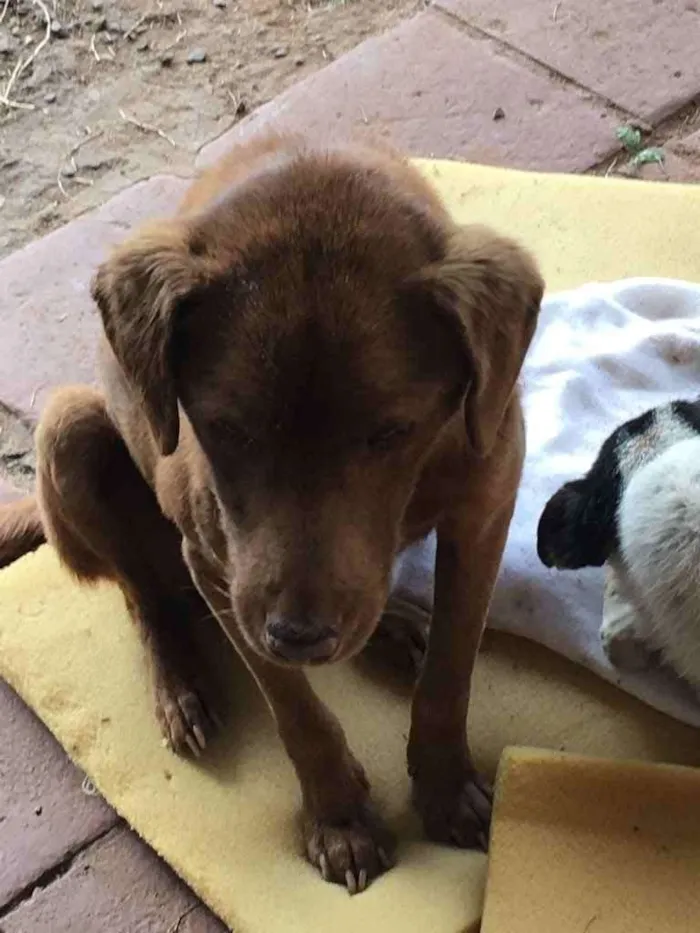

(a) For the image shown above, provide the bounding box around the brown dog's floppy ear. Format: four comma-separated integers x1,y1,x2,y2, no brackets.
420,225,543,457
91,222,204,456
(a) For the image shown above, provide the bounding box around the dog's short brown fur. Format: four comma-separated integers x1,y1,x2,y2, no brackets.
0,133,543,892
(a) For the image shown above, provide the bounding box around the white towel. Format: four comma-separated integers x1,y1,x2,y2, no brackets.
389,278,700,728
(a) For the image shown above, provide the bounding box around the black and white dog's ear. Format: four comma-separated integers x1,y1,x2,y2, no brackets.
669,398,700,435
537,427,625,570
537,397,700,572
537,478,617,569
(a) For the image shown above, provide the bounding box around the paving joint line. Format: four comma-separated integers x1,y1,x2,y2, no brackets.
432,6,700,177
432,5,637,119
0,821,122,920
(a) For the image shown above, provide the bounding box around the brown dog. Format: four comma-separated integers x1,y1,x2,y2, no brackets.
0,133,543,893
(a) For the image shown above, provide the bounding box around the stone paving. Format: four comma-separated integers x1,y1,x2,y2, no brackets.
1,0,699,929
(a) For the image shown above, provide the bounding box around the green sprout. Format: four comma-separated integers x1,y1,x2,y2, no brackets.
614,125,666,175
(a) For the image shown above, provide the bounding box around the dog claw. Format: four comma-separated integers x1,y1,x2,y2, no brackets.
345,869,358,895
185,733,202,759
377,846,394,870
192,724,207,750
357,868,368,893
319,853,330,882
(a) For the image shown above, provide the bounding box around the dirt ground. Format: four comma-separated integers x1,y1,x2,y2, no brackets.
0,0,425,260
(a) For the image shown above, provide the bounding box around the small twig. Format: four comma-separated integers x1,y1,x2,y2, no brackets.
123,9,152,41
0,57,36,110
168,905,199,933
89,34,116,63
57,129,104,198
119,107,176,147
604,155,619,177
30,382,46,409
0,0,52,110
678,105,699,135
124,7,179,40
159,29,187,54
583,915,599,933
66,129,103,161
90,33,102,62
0,0,11,27
552,1,561,21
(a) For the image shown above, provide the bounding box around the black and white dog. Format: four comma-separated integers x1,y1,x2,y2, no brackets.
538,398,700,691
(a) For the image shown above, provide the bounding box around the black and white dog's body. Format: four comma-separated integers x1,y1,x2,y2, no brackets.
538,398,700,691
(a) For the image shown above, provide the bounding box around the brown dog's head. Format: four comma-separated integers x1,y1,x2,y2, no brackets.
93,141,543,667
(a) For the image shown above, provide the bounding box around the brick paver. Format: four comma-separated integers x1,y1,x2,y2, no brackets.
662,127,700,183
0,828,228,933
670,128,700,166
0,681,117,908
198,11,619,172
437,0,700,122
0,479,21,504
0,175,189,416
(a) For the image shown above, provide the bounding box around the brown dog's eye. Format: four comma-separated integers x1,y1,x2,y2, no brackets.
366,421,414,452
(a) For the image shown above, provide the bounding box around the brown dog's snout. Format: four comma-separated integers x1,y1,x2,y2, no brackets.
264,613,339,663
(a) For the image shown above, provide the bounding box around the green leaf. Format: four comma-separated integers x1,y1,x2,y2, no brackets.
630,147,665,167
616,125,643,152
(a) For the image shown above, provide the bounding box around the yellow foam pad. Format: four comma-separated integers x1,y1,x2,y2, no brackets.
2,162,700,932
483,748,700,932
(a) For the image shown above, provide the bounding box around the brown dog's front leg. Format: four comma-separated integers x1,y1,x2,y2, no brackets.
407,453,519,851
184,544,395,893
264,671,395,893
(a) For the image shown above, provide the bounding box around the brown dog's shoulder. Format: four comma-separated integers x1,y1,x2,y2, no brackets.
179,133,448,222
178,132,305,216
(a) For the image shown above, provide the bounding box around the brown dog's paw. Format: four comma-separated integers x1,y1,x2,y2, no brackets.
366,609,429,678
155,678,219,759
413,770,492,851
303,808,396,894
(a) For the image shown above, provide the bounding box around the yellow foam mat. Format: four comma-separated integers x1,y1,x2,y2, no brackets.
2,162,700,932
483,748,700,932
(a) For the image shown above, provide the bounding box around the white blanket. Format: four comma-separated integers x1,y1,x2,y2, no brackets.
390,278,700,728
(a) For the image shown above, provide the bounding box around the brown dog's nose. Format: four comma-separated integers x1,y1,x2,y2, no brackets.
264,615,338,663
